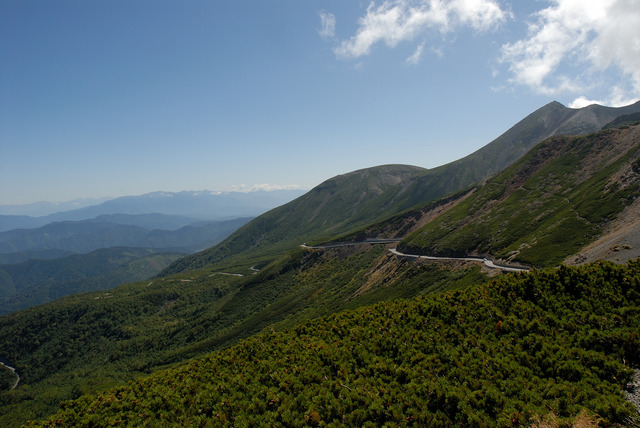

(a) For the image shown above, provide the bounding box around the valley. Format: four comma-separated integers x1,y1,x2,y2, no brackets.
1,101,639,426
0,190,306,315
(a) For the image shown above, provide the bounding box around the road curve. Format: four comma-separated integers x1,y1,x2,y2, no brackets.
389,248,529,273
301,241,529,273
0,359,20,390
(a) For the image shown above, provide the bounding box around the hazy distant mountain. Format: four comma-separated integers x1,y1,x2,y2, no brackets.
0,217,251,261
58,190,307,220
0,213,206,234
0,189,305,232
0,197,111,217
0,249,74,265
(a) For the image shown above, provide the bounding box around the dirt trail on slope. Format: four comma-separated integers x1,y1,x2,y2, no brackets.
566,196,640,265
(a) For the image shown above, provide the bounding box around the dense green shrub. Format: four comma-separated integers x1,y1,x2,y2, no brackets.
32,260,640,427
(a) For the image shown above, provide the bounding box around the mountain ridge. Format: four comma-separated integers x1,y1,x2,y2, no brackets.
162,100,640,276
394,100,640,208
398,123,640,266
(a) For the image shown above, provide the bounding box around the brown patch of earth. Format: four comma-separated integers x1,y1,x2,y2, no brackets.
565,196,640,265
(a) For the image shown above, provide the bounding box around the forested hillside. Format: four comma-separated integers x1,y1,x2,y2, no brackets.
0,244,484,425
0,248,185,315
32,260,640,427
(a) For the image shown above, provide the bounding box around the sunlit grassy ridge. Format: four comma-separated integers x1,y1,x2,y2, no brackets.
401,125,640,266
160,165,428,275
33,260,640,427
163,104,640,278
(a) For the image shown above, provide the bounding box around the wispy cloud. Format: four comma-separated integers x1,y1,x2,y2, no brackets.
333,0,508,59
406,42,425,65
500,0,640,106
329,1,639,107
230,184,307,193
318,11,336,40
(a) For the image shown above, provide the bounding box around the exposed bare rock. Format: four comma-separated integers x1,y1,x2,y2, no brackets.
565,194,640,265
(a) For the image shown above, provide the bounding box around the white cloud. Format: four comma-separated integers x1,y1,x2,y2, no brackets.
568,96,604,109
500,0,640,105
569,86,638,108
318,11,336,40
334,0,508,59
230,184,307,193
406,42,425,64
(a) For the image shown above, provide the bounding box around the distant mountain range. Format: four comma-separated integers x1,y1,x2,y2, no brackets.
0,216,252,314
0,189,306,232
0,190,303,312
0,217,251,262
0,197,112,217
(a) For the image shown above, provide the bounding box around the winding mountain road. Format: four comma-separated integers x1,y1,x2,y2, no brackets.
0,359,20,390
388,248,529,273
301,240,530,273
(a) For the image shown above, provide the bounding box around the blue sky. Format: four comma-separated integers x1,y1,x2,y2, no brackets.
1,0,639,205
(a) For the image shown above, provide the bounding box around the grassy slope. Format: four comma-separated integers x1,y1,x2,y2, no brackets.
162,102,640,278
384,101,640,213
401,125,640,267
161,165,428,275
0,244,484,426
32,260,640,427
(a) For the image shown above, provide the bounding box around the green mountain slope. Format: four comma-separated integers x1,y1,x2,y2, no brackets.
0,247,185,315
161,165,428,274
602,112,640,130
400,124,640,267
0,244,484,426
163,101,640,276
32,260,640,427
384,100,640,213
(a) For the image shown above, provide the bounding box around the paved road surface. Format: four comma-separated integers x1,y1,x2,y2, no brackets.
301,241,529,273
